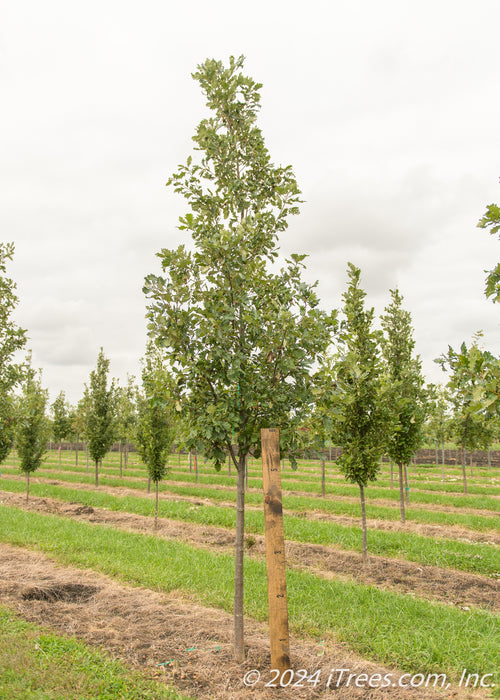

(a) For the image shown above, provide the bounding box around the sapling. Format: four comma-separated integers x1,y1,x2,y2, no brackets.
144,56,335,660
16,361,49,503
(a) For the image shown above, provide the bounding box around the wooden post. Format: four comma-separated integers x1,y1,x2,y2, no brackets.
261,428,290,675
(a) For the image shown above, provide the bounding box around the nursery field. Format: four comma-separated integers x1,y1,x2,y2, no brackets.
0,449,498,699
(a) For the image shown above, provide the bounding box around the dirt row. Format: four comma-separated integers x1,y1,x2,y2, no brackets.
1,489,498,613
0,543,490,700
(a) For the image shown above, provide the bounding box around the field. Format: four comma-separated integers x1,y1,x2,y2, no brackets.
0,448,498,699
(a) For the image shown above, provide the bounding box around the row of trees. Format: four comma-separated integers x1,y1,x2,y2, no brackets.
2,56,498,663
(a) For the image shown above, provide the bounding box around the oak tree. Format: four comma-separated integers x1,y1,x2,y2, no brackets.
144,56,335,660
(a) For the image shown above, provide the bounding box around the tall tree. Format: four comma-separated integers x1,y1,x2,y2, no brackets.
380,289,427,523
51,390,71,470
84,348,116,487
16,359,50,503
0,243,27,462
321,264,389,564
135,345,177,528
144,56,335,661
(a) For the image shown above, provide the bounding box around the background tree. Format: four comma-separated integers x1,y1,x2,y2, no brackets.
426,383,451,479
51,390,71,470
115,374,137,476
324,264,389,564
16,359,50,503
84,348,116,487
144,56,335,661
0,243,27,463
436,336,495,493
135,345,177,528
380,288,427,523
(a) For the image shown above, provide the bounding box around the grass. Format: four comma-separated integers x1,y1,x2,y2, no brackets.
0,607,189,700
0,505,498,691
0,478,498,577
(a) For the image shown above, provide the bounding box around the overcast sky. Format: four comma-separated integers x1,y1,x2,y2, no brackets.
2,0,499,405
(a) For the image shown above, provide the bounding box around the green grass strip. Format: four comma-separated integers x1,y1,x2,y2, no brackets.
0,479,498,577
0,606,188,700
3,465,498,512
0,506,498,690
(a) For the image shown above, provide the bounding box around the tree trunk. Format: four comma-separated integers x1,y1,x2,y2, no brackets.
461,442,467,494
119,441,123,478
194,450,198,484
441,442,445,482
58,445,61,471
95,460,99,488
359,483,368,565
26,471,30,504
398,463,405,524
404,464,410,505
234,456,246,662
321,459,325,497
155,480,159,530
189,451,192,473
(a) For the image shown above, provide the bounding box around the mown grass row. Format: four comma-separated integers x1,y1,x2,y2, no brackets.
1,479,498,577
3,463,498,512
0,505,498,692
0,607,187,700
3,468,500,534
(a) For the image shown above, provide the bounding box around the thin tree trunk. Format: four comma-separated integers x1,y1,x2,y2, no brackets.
95,460,99,488
155,480,159,530
26,472,30,504
441,442,445,482
359,483,368,565
461,442,467,494
234,457,246,662
321,458,325,497
435,443,438,468
404,464,410,505
195,450,198,484
398,463,405,523
58,445,61,471
189,451,192,472
119,441,123,478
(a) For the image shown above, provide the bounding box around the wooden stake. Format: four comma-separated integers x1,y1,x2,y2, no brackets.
261,428,290,675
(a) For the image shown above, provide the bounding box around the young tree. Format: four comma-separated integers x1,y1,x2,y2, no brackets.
426,383,451,480
51,390,71,470
0,243,27,462
84,348,116,487
380,289,427,523
135,346,177,528
16,360,50,503
322,264,389,564
115,374,137,476
436,337,495,493
144,56,335,661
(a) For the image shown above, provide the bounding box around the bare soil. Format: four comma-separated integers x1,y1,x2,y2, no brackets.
0,543,488,699
1,490,498,613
